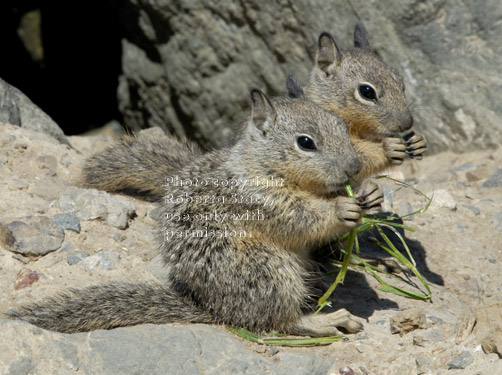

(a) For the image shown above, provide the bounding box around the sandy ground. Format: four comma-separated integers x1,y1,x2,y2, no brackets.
1,122,501,374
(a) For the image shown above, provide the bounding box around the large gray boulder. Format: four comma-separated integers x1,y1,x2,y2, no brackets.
116,0,502,152
0,319,334,375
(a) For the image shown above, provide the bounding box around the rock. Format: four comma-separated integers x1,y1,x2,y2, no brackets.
31,177,66,201
390,308,427,335
58,187,136,229
482,168,502,188
0,78,70,146
463,204,480,216
79,254,102,270
149,206,164,222
396,201,414,219
0,216,65,256
447,351,473,370
35,155,58,176
7,179,29,191
450,162,476,175
13,268,39,290
481,328,502,358
490,213,502,235
466,166,491,182
381,186,394,212
80,250,120,270
0,319,334,375
115,1,502,154
57,240,75,253
413,328,445,345
474,302,502,351
415,353,432,375
53,213,81,233
67,252,90,266
429,189,457,211
338,366,355,375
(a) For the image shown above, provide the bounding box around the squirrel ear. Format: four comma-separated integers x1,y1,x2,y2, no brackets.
286,75,305,99
316,32,341,75
250,89,276,135
354,24,370,49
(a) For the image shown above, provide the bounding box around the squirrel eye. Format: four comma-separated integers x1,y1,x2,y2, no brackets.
297,136,317,151
358,85,377,101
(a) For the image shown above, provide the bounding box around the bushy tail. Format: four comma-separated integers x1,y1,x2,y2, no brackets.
7,282,214,333
82,132,202,201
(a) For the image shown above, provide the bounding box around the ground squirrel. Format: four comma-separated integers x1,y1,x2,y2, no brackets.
8,90,384,335
287,24,427,179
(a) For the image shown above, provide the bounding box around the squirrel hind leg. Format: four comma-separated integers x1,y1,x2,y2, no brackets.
290,308,364,337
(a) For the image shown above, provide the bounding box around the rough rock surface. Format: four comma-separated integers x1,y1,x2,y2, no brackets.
0,320,334,375
1,118,502,373
0,215,65,256
117,0,502,152
0,78,70,146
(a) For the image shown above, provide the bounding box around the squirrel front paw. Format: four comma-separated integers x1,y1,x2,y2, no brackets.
384,131,427,164
335,196,361,229
355,179,383,211
403,130,427,160
383,137,406,165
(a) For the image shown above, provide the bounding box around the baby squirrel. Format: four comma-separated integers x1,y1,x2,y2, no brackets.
8,91,383,335
287,24,427,179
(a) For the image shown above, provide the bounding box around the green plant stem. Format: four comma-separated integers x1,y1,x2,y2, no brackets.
316,181,356,312
227,327,344,346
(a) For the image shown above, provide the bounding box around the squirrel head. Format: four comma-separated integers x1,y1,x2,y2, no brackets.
235,89,361,195
304,25,413,142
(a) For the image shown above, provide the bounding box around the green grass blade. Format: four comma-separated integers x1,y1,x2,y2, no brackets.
227,327,344,346
316,181,356,312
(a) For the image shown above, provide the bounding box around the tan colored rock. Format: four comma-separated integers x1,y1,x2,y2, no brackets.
390,308,427,335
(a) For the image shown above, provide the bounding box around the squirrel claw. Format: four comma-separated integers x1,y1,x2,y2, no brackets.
355,179,384,210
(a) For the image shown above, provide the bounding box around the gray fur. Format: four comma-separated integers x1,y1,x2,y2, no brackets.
8,92,364,335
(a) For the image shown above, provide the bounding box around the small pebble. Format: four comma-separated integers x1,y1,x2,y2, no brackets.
430,189,457,211
112,232,126,242
8,179,29,191
14,269,39,290
57,240,75,253
447,351,473,369
466,166,491,182
149,206,164,222
415,353,432,375
482,168,502,188
450,162,476,174
339,366,354,375
490,213,502,234
11,254,30,264
396,201,414,219
390,308,427,335
35,155,58,173
79,250,120,270
481,328,502,357
53,213,81,233
462,204,480,215
13,138,28,151
356,332,369,340
67,252,90,265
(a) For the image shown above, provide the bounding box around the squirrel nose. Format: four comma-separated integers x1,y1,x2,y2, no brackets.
346,157,361,177
399,111,414,132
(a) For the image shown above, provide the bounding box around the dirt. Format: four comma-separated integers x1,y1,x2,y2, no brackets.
0,121,501,374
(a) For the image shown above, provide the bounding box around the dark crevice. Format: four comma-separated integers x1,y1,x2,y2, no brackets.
0,0,123,135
